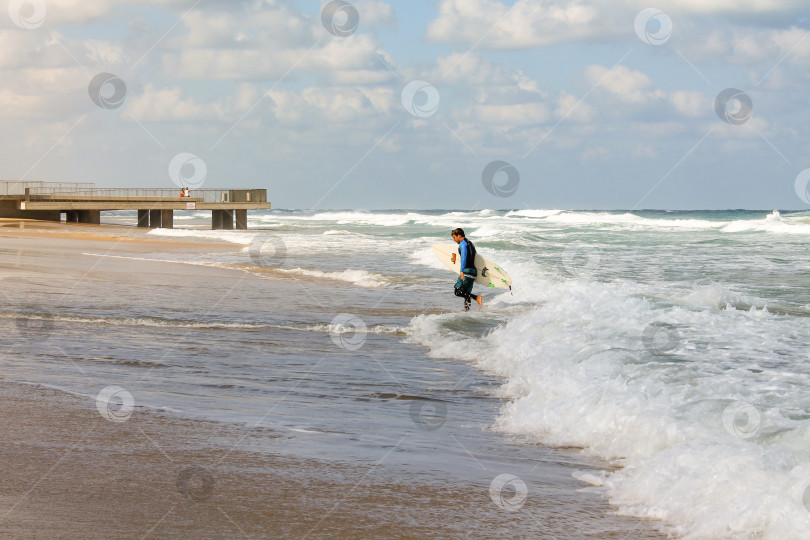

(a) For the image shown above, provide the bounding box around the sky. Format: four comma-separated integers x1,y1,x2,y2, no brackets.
2,0,810,210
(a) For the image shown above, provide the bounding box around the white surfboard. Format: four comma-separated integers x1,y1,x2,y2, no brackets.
432,244,512,289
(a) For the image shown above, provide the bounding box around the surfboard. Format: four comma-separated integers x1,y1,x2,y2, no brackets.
432,244,512,289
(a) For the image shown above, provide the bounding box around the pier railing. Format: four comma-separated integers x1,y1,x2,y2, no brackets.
25,187,233,203
0,181,263,204
0,181,95,196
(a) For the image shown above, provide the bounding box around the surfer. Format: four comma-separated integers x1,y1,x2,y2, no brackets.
451,228,483,311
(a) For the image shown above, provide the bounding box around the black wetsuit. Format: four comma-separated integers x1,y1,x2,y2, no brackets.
453,238,478,310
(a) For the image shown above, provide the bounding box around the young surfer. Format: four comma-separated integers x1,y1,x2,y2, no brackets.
451,228,483,311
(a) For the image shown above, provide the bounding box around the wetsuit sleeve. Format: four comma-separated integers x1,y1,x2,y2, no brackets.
459,239,468,270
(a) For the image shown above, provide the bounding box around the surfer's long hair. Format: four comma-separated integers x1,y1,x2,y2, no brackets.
451,228,465,237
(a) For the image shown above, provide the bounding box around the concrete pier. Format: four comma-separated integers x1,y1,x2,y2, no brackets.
1,183,271,229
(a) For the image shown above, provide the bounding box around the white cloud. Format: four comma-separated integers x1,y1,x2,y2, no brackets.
584,65,713,123
713,115,770,139
669,90,709,118
555,92,595,123
663,0,808,17
0,89,51,118
582,146,609,162
352,0,397,29
267,86,393,126
126,85,228,122
426,0,613,49
0,31,113,70
160,6,396,84
631,122,687,137
678,25,810,71
434,53,517,86
425,0,810,50
585,65,665,105
125,82,394,127
468,102,551,125
0,0,112,28
632,144,660,159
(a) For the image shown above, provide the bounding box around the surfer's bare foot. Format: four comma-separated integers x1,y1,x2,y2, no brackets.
476,295,483,309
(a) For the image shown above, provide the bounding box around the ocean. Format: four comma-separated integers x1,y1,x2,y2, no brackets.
5,208,810,538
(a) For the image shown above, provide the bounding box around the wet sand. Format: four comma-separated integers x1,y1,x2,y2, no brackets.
0,220,668,539
0,381,669,539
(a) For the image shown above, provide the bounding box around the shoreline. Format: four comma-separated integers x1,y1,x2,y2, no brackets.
0,218,246,247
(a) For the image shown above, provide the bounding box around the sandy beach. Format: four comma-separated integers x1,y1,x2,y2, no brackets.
1,381,541,539
0,219,667,539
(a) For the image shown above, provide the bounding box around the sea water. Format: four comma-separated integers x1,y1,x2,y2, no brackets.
5,208,810,538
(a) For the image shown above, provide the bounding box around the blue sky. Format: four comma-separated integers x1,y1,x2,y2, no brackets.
2,0,810,209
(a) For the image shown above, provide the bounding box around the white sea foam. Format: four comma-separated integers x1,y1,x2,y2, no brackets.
406,269,810,539
677,282,745,310
86,250,392,289
311,211,419,226
0,310,405,335
504,209,564,219
542,211,726,230
500,209,810,235
312,322,405,335
469,224,502,238
147,228,255,244
722,213,810,235
410,245,447,271
275,268,389,288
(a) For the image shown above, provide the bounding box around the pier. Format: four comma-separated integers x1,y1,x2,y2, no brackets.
0,181,272,230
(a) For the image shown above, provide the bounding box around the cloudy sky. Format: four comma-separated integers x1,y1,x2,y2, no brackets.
2,0,810,209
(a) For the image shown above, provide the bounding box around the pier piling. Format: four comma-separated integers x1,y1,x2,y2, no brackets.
149,209,162,229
